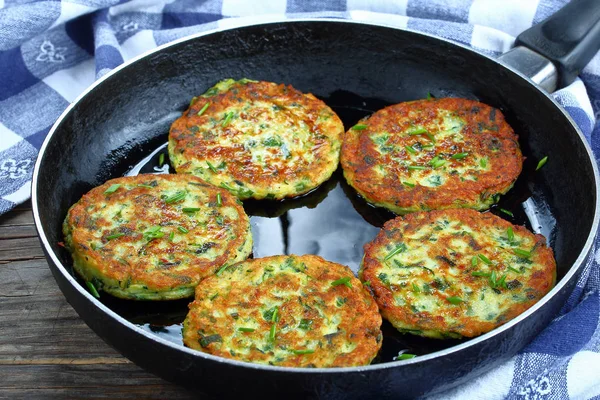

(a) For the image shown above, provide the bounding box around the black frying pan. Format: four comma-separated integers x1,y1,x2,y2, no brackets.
32,0,600,398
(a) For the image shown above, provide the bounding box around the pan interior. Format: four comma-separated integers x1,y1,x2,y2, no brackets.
35,21,596,365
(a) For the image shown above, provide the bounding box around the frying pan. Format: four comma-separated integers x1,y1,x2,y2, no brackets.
32,0,600,398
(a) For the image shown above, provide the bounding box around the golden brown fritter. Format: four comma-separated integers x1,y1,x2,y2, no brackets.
341,98,523,214
62,174,253,300
182,254,382,367
360,209,555,339
168,79,343,200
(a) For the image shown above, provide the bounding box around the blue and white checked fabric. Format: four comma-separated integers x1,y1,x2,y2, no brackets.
1,0,599,398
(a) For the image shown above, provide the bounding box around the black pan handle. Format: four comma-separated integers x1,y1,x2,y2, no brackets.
515,0,600,89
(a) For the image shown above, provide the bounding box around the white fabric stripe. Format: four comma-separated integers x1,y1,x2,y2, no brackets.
221,0,287,17
348,10,408,29
470,25,515,53
108,0,173,16
42,59,95,103
50,1,96,29
0,123,23,150
346,0,408,15
2,180,31,203
469,0,540,37
567,351,600,399
120,30,158,61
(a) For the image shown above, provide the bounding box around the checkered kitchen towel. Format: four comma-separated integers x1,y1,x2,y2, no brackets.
1,0,600,398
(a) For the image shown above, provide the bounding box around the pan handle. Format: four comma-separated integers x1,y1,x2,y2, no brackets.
498,0,600,92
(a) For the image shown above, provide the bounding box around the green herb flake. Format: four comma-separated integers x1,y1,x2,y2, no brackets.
395,352,416,361
507,227,515,242
238,327,255,333
363,280,371,287
405,145,417,155
158,153,165,167
480,158,488,168
471,256,478,267
106,232,125,240
446,296,463,304
407,165,427,171
384,243,407,260
216,264,230,276
412,283,421,293
178,226,189,234
331,277,352,288
427,92,434,100
164,191,187,204
182,207,201,213
507,266,522,274
86,281,100,298
290,349,315,355
197,102,210,116
407,127,428,136
451,152,469,160
500,208,514,217
478,254,492,265
199,334,222,348
403,181,415,188
298,319,313,330
216,193,222,207
169,231,174,241
536,156,548,171
137,184,154,189
221,111,234,127
206,161,218,173
352,124,368,130
104,184,121,195
514,248,532,258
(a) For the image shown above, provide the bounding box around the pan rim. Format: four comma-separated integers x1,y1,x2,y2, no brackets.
31,16,600,374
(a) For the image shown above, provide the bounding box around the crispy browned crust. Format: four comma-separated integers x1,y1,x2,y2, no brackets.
182,255,382,367
168,80,343,200
360,209,556,338
341,98,523,214
62,174,252,300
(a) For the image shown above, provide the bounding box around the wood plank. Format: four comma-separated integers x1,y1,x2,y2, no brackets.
0,237,45,262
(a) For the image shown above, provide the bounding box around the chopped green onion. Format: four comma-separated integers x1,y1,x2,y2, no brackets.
331,277,352,288
291,349,315,355
164,191,186,204
216,264,230,276
427,92,433,100
446,296,463,304
189,96,197,107
143,226,164,241
216,215,224,225
182,207,200,213
471,256,478,267
497,274,508,289
216,193,222,207
363,280,371,287
106,232,124,240
238,327,255,333
499,208,514,217
407,127,428,135
480,158,488,168
197,102,210,116
86,281,100,298
430,156,446,168
536,156,548,171
478,254,492,265
104,184,121,195
407,165,427,171
137,184,154,189
412,283,421,293
352,124,368,130
471,271,490,277
158,153,165,167
271,307,279,323
402,181,415,188
395,353,416,360
298,319,313,330
451,152,469,160
489,271,498,288
169,231,174,241
507,266,522,274
384,243,407,260
425,132,436,143
221,111,233,126
405,145,417,155
507,227,515,242
178,226,189,234
269,323,277,342
206,161,218,173
514,248,532,258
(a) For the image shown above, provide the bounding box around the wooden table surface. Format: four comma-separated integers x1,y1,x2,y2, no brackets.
0,201,196,399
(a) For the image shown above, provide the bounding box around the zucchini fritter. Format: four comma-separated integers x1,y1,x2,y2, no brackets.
62,174,253,300
168,79,344,200
360,209,555,339
182,255,382,367
341,98,523,214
